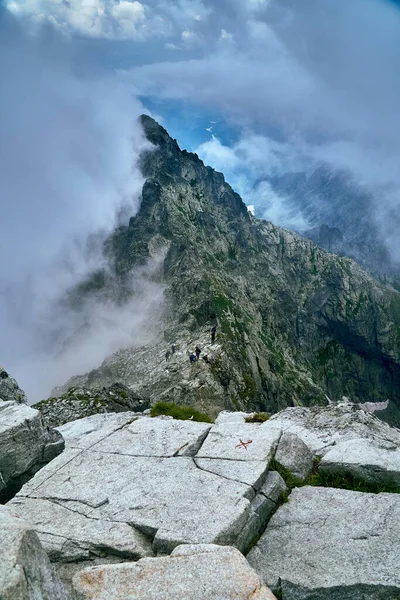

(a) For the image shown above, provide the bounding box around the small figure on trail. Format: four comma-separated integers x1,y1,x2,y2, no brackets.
195,346,201,360
211,325,217,344
189,353,197,364
165,350,171,362
171,343,176,355
202,354,210,364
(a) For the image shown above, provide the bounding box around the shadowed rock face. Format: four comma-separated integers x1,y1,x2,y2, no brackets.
0,400,65,503
0,366,27,404
0,506,69,600
49,116,400,425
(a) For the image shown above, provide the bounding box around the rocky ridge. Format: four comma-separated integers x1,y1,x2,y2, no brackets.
43,115,400,428
34,382,149,428
262,165,400,283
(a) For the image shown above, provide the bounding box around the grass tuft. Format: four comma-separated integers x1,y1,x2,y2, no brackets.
245,412,270,423
150,401,213,423
269,456,399,494
308,469,399,494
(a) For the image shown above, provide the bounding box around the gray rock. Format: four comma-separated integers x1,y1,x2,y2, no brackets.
266,404,400,489
0,400,64,502
266,404,400,453
320,438,400,489
247,486,400,599
0,505,70,600
196,422,282,461
258,470,287,504
34,383,150,429
274,432,314,481
194,458,268,494
72,544,277,600
0,366,27,403
214,411,254,424
9,414,279,574
92,416,211,457
235,471,287,554
8,496,153,563
56,412,143,450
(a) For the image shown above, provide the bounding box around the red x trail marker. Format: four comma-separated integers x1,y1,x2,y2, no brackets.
235,439,253,450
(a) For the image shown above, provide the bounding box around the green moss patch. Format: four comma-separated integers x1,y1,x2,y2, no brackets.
308,470,399,494
245,412,270,423
150,401,213,423
270,456,399,494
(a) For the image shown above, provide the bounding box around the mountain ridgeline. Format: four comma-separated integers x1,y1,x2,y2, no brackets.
52,115,400,426
261,166,400,283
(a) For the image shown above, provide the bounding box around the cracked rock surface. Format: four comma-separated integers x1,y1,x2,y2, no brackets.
8,412,281,578
72,544,277,600
0,400,65,502
6,405,400,598
247,486,400,599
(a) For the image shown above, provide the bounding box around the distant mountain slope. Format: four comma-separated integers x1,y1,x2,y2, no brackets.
50,116,400,426
258,166,399,282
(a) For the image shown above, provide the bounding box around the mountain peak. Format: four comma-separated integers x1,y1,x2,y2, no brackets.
53,119,400,427
140,113,177,149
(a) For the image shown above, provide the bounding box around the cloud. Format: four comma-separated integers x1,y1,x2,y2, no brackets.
110,0,145,37
5,0,210,40
120,0,400,260
0,12,163,401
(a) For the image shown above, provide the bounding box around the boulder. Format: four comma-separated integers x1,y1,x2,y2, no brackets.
72,544,276,600
0,400,64,502
319,438,400,489
9,413,280,577
0,366,27,403
0,505,69,600
247,486,400,599
274,432,314,481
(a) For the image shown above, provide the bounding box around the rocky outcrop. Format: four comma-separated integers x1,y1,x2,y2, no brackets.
0,505,69,600
72,544,276,600
34,383,149,428
8,413,283,569
0,366,27,404
0,400,64,502
266,402,400,489
247,486,400,599
49,115,400,427
4,404,400,597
